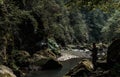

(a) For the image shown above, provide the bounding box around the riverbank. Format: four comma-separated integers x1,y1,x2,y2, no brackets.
26,48,92,77
26,58,82,77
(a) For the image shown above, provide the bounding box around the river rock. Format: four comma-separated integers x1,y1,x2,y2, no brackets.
107,39,120,66
66,59,93,77
32,53,62,70
32,53,49,66
35,49,57,59
0,65,16,77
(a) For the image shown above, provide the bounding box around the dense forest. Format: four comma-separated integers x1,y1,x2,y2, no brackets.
0,0,120,52
0,0,120,77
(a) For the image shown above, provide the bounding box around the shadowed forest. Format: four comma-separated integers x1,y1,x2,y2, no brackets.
0,0,120,77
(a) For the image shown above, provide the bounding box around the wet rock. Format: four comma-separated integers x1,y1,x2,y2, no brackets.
107,39,120,67
28,53,49,71
0,65,16,77
32,53,49,66
42,59,62,70
66,59,93,77
32,52,62,70
35,49,57,59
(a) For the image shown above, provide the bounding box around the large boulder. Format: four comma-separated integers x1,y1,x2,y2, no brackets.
31,53,62,70
66,59,93,77
32,53,49,66
35,49,57,59
0,65,16,77
107,39,120,66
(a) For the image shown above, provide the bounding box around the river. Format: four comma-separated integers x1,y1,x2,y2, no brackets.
26,49,92,77
26,58,81,77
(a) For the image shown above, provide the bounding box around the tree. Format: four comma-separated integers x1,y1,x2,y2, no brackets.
101,10,120,42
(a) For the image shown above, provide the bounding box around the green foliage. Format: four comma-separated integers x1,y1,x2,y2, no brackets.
69,9,88,42
65,0,120,12
0,0,3,5
0,0,119,58
101,10,120,42
48,38,60,55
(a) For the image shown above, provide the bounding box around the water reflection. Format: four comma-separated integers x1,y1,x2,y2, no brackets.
26,58,81,77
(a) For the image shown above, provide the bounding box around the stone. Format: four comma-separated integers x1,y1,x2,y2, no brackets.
107,39,120,66
66,59,93,77
0,65,16,77
32,53,49,66
31,53,62,70
35,49,57,59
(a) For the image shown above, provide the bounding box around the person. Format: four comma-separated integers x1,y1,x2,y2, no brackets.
91,43,98,70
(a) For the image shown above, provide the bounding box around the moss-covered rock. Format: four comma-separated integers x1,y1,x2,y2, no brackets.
35,49,57,59
66,59,93,77
0,65,16,77
32,52,62,69
32,53,49,66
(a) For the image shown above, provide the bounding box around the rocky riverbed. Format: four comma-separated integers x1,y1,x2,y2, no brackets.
57,53,79,61
26,48,93,77
0,46,107,77
57,49,92,61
